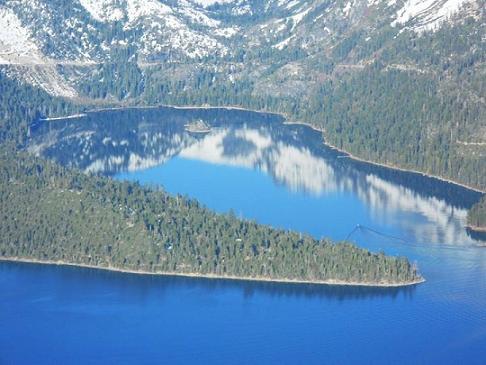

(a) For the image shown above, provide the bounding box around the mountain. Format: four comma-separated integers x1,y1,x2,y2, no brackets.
1,0,481,91
0,0,485,191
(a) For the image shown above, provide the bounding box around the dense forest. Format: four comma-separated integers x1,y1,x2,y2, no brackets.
0,72,78,145
0,74,422,285
301,65,485,191
467,196,486,231
0,146,421,284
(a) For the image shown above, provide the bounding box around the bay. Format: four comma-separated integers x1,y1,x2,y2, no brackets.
2,107,484,364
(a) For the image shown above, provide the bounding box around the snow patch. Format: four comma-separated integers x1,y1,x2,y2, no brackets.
78,0,124,22
2,66,78,98
214,27,240,38
192,0,238,7
0,6,42,63
273,34,296,50
391,0,473,32
343,1,352,17
126,0,173,24
288,6,312,31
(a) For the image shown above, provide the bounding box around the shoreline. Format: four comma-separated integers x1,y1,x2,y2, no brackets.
283,121,486,194
84,104,285,118
466,225,486,233
41,113,88,121
0,257,425,287
43,104,485,194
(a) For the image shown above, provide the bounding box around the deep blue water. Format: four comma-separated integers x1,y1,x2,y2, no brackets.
3,107,485,364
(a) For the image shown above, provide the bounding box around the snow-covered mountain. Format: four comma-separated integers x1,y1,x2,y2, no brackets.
0,0,482,97
1,0,234,62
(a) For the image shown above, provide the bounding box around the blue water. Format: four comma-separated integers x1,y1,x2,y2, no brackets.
118,157,370,242
3,107,485,364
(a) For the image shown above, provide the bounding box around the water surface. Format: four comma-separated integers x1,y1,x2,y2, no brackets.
2,107,485,364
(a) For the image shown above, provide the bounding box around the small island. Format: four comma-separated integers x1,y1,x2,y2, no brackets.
184,119,211,134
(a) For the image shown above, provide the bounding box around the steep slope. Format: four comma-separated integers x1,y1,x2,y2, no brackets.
2,0,232,61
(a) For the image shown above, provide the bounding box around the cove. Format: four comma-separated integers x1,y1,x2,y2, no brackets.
2,107,484,364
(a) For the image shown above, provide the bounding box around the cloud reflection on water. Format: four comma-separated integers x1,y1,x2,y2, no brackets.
27,107,483,246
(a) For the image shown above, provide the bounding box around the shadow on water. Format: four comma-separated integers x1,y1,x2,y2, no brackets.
293,124,483,210
346,158,483,210
3,261,418,302
466,228,486,243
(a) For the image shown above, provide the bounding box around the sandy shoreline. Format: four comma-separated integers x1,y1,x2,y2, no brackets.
0,257,425,287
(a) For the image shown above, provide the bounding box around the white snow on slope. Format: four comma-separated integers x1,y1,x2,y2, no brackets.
79,0,221,28
391,0,472,32
0,6,43,62
126,0,173,24
192,0,238,7
289,6,312,31
274,34,296,50
134,17,225,58
178,1,221,28
81,0,227,58
343,1,353,17
214,27,240,38
125,0,226,58
78,0,124,22
2,65,78,98
0,6,77,97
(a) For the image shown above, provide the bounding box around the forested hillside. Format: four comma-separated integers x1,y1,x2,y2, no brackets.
0,70,422,285
0,73,78,145
301,16,486,191
0,146,421,284
468,196,486,231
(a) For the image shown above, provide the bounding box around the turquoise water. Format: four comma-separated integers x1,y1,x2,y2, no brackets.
3,107,485,364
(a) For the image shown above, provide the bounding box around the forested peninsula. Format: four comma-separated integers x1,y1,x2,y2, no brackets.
0,146,422,286
0,74,423,286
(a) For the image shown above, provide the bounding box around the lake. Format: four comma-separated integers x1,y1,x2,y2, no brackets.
2,107,485,364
